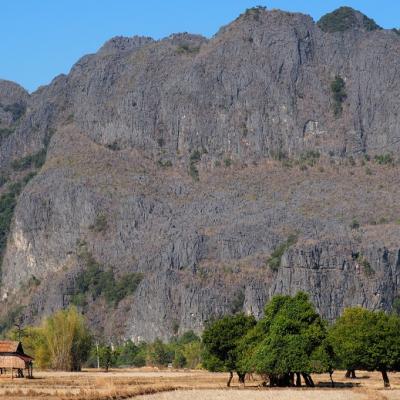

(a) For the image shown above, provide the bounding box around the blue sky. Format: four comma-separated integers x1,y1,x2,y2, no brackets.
1,0,398,92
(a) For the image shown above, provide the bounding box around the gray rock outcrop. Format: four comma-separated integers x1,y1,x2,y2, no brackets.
0,7,399,340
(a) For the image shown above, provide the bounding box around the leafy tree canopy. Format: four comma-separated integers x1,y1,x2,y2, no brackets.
329,307,400,387
239,292,331,387
202,313,256,385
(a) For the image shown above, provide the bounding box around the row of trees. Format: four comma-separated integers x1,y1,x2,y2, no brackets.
8,307,202,371
93,331,202,371
202,292,400,388
7,294,400,388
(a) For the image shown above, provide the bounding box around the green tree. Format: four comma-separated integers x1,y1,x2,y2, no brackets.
182,341,202,369
239,292,331,387
98,344,118,372
9,307,92,371
8,325,51,369
329,307,400,388
202,313,256,386
147,339,173,367
42,306,92,371
116,340,141,366
172,349,187,368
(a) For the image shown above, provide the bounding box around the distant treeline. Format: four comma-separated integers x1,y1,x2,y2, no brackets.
5,293,400,388
6,307,202,372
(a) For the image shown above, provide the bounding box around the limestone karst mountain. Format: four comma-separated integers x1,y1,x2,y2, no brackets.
0,6,399,340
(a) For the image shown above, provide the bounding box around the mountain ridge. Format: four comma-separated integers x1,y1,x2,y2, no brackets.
0,6,399,341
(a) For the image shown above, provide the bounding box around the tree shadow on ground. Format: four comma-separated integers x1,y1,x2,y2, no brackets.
317,381,361,388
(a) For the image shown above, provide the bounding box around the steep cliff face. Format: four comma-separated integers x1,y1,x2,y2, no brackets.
0,7,400,340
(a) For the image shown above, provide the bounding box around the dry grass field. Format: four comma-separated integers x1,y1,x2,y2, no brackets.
0,369,399,400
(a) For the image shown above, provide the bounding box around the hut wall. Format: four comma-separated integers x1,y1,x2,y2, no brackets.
0,356,26,369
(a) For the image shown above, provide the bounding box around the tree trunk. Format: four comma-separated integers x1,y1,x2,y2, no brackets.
289,372,295,386
345,369,357,378
296,372,301,387
281,373,291,387
302,373,315,387
237,372,246,385
227,371,233,387
381,370,390,388
329,370,335,388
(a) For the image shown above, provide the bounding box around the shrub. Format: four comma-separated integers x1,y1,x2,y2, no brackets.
190,150,201,162
89,213,108,233
299,150,320,167
231,289,245,314
106,141,120,151
176,45,200,55
43,127,56,148
11,148,46,171
374,154,394,165
224,158,232,167
189,150,202,181
64,113,74,125
3,102,26,121
359,256,375,276
0,127,14,139
157,159,172,168
350,218,360,230
27,275,41,287
0,175,8,187
189,163,199,181
267,234,297,271
331,75,347,116
243,5,267,20
271,150,287,161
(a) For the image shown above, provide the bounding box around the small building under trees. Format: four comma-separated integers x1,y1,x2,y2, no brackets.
0,341,34,378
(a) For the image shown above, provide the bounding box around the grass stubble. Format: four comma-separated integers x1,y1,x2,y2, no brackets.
0,369,399,400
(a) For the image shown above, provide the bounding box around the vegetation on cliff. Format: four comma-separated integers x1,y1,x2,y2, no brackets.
72,245,143,307
318,7,381,33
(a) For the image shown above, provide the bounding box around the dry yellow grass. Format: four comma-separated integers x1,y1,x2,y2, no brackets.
135,389,373,400
0,369,399,400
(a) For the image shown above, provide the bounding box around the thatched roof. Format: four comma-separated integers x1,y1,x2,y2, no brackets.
0,341,34,369
0,341,21,353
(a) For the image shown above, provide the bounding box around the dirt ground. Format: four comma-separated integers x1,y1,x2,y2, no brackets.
0,369,399,400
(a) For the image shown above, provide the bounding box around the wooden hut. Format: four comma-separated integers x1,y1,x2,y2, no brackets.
0,341,34,378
